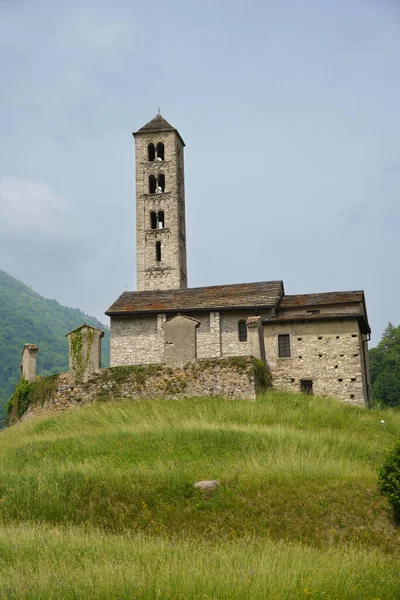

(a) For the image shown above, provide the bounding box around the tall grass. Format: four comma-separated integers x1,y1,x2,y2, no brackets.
0,524,398,599
0,390,399,597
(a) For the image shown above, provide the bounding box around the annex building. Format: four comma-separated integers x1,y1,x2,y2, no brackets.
106,114,371,407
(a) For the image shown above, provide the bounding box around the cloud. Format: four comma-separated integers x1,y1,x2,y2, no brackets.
0,178,69,238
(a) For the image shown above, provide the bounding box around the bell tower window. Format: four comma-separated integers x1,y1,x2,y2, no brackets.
158,211,165,229
147,143,155,162
156,241,162,262
157,173,165,193
156,142,165,161
149,174,156,194
150,211,157,229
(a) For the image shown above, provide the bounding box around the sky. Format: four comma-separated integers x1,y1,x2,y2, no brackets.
0,0,400,345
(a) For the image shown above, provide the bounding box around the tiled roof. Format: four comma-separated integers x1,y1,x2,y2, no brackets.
106,281,284,315
134,114,176,134
280,291,365,308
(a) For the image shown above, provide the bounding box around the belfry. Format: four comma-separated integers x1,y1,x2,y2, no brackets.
133,114,187,291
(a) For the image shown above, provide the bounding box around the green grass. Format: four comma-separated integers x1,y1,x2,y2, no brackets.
0,390,400,598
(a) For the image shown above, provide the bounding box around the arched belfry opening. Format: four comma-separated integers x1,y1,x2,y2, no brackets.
150,211,157,229
147,143,155,161
158,211,165,229
149,174,156,194
156,142,164,161
157,173,165,193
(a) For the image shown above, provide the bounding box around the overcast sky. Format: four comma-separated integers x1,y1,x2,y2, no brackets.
1,0,399,345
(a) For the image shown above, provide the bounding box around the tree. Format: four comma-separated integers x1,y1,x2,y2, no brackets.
369,323,400,407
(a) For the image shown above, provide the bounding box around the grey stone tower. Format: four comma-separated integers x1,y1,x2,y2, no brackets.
133,114,188,291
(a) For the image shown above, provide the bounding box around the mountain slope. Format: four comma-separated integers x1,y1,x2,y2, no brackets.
0,269,109,415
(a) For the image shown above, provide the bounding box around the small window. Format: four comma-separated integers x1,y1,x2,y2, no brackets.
147,143,155,161
155,241,161,262
157,173,165,193
150,211,157,229
158,211,165,229
238,320,247,342
156,142,165,161
278,334,291,358
307,309,320,315
300,380,313,395
149,174,156,194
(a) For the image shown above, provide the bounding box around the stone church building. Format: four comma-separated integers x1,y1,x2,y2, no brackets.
106,114,371,407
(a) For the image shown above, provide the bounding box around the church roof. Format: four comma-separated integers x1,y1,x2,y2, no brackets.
106,281,284,315
133,114,185,145
280,291,365,308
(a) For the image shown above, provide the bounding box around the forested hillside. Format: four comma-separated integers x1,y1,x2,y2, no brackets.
0,269,109,419
369,323,400,407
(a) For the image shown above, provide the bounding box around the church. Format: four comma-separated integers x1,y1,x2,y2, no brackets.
106,114,371,407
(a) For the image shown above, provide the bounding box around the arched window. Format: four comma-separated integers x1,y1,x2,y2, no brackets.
158,211,165,229
157,173,165,193
156,142,165,161
147,143,155,161
238,320,247,342
149,174,156,194
155,241,162,262
150,211,157,229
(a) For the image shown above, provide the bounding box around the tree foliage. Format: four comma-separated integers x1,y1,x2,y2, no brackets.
378,440,400,520
0,269,110,420
369,322,400,407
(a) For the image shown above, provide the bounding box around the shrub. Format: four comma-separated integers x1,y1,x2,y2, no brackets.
378,440,400,520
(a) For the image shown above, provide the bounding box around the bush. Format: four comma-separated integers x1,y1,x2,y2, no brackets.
378,440,400,519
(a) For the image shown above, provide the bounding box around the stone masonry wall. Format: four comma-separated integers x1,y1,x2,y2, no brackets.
17,357,269,422
264,319,369,407
110,310,274,366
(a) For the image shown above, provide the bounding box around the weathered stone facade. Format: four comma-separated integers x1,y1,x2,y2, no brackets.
264,319,370,407
134,114,187,291
16,357,269,422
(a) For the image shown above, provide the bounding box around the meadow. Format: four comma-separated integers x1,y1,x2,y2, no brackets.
0,391,399,599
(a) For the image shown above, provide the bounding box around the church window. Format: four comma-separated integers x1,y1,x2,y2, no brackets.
238,320,247,342
278,334,291,358
156,241,162,262
150,211,157,229
149,174,157,194
158,211,165,229
157,173,165,193
147,143,156,161
156,142,165,161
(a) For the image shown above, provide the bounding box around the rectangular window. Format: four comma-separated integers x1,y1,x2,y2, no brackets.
278,334,291,358
301,380,313,395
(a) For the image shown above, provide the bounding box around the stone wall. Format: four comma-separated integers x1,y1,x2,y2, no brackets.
263,319,370,407
14,357,270,423
110,309,273,366
110,314,165,366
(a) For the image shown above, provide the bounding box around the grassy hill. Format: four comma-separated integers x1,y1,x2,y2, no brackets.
0,269,110,419
0,391,399,598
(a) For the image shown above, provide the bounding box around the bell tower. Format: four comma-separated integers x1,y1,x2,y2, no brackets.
133,114,188,291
